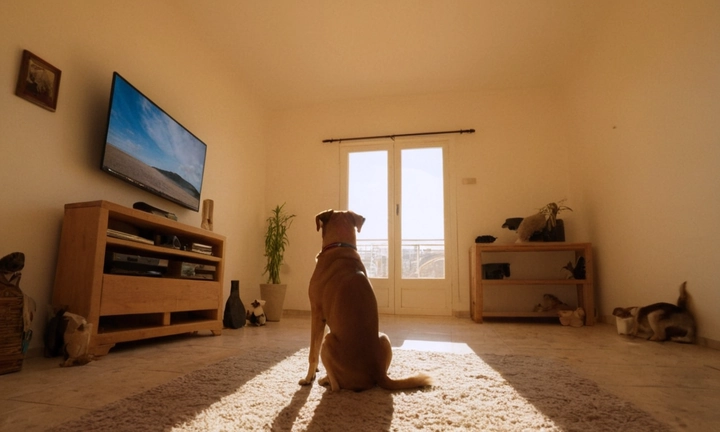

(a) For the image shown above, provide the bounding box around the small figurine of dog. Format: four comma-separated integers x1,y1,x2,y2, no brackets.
533,294,572,312
612,281,696,343
248,299,267,326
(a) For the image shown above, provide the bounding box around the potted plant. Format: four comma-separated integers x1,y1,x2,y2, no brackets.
260,203,296,321
536,199,572,241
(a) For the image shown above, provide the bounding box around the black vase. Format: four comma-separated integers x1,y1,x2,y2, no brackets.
223,280,246,329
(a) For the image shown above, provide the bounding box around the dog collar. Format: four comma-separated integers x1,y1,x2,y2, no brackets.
321,242,357,253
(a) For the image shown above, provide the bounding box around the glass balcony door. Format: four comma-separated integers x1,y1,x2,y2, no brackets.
341,140,452,315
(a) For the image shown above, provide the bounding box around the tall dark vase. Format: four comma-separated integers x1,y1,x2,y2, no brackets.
223,280,246,328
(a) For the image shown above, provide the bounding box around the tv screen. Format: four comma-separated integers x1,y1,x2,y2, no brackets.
101,72,207,212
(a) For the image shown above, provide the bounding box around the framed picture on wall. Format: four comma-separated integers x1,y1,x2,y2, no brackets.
15,49,62,112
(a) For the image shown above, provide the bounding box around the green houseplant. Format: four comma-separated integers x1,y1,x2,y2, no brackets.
260,203,295,321
537,199,572,241
539,199,572,231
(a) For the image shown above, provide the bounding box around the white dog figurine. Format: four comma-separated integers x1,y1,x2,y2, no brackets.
249,299,266,326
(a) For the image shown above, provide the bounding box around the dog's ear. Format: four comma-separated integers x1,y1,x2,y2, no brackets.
315,209,334,231
348,211,365,233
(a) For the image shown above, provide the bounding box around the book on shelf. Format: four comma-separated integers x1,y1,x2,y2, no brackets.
190,242,213,255
107,229,154,245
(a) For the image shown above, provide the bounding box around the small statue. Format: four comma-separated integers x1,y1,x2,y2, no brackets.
516,212,546,242
562,256,586,279
248,299,267,326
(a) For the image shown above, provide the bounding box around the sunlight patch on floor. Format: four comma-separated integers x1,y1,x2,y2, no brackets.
168,346,562,431
396,339,474,354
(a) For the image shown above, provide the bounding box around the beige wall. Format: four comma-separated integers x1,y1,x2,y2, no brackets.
566,1,720,343
1,0,269,351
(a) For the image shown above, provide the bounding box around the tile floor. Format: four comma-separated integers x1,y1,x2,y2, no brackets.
1,313,719,431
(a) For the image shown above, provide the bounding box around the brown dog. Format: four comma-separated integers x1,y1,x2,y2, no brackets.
298,209,432,391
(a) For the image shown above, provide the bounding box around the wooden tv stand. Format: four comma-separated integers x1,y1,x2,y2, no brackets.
52,201,225,356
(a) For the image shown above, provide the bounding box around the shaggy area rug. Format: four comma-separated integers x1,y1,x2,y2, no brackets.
50,347,671,432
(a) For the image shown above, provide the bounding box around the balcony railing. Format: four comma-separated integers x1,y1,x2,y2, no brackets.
356,239,445,279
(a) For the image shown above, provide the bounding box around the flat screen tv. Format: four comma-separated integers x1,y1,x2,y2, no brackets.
101,72,207,212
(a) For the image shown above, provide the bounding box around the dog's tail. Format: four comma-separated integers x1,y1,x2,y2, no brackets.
378,372,433,390
677,281,689,310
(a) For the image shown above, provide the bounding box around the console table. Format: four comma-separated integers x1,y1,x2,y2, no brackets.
469,242,594,325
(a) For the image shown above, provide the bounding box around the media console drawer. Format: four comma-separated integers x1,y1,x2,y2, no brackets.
100,275,220,315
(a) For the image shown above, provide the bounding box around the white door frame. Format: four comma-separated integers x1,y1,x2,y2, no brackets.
340,137,457,316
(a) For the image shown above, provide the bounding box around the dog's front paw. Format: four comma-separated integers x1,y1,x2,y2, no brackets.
298,375,316,386
318,376,330,387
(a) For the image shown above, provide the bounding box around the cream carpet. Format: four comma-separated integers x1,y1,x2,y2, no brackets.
50,347,671,432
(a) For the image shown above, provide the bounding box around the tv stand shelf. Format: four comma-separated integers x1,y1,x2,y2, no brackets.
469,242,594,325
52,200,226,356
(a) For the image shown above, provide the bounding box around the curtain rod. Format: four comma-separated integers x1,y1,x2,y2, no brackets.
322,128,475,143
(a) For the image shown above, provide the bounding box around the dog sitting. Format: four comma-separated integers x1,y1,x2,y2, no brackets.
299,209,432,391
612,281,696,343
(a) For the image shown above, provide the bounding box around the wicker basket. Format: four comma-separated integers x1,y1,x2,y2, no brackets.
0,283,24,375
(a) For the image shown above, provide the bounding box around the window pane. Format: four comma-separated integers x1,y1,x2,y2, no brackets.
401,148,444,279
349,151,388,278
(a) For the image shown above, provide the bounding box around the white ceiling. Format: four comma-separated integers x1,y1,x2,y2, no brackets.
176,0,609,110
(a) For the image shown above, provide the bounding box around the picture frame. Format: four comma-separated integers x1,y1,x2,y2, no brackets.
15,50,62,112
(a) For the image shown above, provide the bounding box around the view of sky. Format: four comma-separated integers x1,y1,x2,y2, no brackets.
348,147,444,241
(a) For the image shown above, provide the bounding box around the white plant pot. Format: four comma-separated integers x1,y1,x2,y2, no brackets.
260,283,287,322
615,316,633,335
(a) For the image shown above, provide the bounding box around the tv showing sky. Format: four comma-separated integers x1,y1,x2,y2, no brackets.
105,75,206,194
